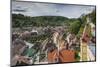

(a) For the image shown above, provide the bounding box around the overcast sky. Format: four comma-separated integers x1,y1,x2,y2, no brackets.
12,1,95,18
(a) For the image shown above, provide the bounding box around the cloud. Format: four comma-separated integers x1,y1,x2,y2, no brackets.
12,1,95,18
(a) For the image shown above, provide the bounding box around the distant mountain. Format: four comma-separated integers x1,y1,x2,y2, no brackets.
12,14,78,27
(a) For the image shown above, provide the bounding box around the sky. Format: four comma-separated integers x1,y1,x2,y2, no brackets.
12,1,95,18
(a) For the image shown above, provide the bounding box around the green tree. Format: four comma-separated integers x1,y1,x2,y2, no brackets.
70,20,81,35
